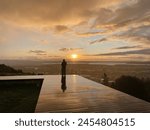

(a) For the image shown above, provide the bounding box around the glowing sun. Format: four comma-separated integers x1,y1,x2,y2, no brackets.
71,54,78,59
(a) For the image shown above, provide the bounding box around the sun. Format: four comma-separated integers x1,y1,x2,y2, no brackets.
71,54,78,59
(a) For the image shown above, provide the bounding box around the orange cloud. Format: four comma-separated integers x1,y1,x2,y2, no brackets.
0,0,129,27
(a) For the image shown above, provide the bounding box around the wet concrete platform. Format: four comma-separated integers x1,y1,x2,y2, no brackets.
35,75,150,112
1,75,150,112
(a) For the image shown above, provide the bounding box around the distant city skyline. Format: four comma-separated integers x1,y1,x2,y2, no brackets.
0,0,150,61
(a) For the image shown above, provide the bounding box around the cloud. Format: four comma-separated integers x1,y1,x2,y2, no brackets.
0,0,133,27
113,45,142,50
1,0,149,37
93,8,114,27
59,48,83,52
29,50,47,55
94,48,150,56
94,0,150,27
111,0,150,26
116,25,150,44
91,0,150,46
0,0,99,26
54,25,70,33
76,31,102,37
48,55,60,58
90,38,108,44
89,24,150,45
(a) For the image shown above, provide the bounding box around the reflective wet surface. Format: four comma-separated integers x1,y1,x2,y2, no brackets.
1,75,150,112
35,75,150,112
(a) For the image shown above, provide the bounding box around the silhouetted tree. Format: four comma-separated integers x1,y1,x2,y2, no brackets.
0,64,24,75
101,73,109,86
114,75,148,101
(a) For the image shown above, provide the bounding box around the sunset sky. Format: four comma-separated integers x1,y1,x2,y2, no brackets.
0,0,150,61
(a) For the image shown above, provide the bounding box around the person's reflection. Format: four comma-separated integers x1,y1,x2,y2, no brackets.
61,59,67,92
61,75,67,92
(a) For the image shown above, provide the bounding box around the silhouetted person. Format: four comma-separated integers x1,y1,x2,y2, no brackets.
61,75,67,92
61,59,67,76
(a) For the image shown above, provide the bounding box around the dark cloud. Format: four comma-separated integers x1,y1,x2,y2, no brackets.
29,50,47,55
95,0,150,27
59,48,83,52
112,0,150,26
55,25,69,33
90,38,108,44
113,45,142,50
92,0,150,46
94,48,150,56
115,25,150,44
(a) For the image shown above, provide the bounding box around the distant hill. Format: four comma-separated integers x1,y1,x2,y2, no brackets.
0,64,23,76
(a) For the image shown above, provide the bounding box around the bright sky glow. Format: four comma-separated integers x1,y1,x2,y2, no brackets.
71,54,78,59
